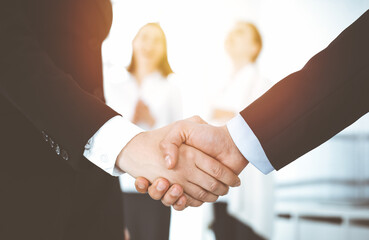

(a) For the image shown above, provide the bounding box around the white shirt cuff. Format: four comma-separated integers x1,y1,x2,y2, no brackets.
83,116,143,176
226,114,274,174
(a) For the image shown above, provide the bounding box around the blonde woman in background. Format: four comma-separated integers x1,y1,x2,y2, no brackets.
209,22,274,240
104,23,182,240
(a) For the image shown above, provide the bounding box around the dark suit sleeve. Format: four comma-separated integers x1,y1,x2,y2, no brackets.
240,10,369,170
0,1,118,170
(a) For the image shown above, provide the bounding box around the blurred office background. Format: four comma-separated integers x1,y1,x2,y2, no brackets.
102,0,369,239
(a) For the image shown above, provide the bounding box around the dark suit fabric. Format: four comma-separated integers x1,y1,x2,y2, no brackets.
241,10,369,170
123,193,171,240
212,203,266,240
0,1,124,239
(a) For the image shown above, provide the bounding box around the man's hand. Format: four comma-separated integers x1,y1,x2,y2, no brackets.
135,177,187,211
160,116,248,174
116,123,241,207
134,116,248,210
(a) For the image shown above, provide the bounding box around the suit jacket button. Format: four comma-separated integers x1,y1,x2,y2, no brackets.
55,144,61,155
41,131,48,142
61,149,69,161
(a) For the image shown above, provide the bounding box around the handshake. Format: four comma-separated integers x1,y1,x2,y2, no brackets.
116,116,249,211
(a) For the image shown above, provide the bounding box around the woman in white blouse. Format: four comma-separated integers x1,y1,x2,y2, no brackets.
104,23,181,240
208,22,274,240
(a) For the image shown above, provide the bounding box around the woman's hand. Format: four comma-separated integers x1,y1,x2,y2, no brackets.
132,99,156,127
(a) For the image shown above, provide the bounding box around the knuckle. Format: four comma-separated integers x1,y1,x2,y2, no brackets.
182,147,195,160
175,121,185,130
161,199,171,207
192,115,201,121
159,140,167,151
196,189,209,201
209,181,220,192
211,164,224,179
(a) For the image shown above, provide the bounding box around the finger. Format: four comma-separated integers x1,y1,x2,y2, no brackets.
159,116,206,169
184,193,203,207
173,195,187,211
189,167,229,197
147,178,170,200
159,122,187,169
161,184,184,206
183,181,219,203
182,147,232,195
187,115,208,124
135,177,150,193
195,154,241,188
124,228,131,240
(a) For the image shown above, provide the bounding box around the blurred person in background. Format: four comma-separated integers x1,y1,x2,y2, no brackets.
104,23,182,240
209,22,274,240
135,8,369,240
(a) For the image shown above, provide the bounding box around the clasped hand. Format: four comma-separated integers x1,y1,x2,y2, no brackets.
116,116,248,211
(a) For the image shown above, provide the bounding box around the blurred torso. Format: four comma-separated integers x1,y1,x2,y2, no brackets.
104,68,182,192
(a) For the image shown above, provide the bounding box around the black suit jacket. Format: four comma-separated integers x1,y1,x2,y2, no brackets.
0,1,124,239
241,10,369,171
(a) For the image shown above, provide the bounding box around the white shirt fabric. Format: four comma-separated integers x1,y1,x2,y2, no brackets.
208,63,275,239
82,64,275,177
103,68,182,192
80,64,277,238
83,116,143,176
211,64,275,174
227,114,274,174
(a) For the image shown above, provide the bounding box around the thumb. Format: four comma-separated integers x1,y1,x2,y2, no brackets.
159,121,190,169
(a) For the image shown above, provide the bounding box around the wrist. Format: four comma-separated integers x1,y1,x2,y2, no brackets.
222,125,249,175
115,131,144,174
